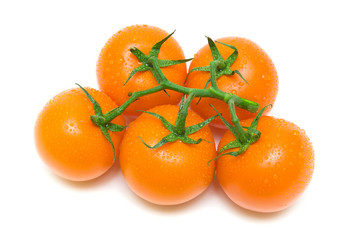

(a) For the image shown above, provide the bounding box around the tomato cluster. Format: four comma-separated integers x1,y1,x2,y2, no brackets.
35,24,314,213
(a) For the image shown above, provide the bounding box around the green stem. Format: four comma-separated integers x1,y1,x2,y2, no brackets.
228,98,248,144
210,61,220,89
149,57,170,85
103,54,258,124
173,93,196,135
104,84,164,122
150,57,258,112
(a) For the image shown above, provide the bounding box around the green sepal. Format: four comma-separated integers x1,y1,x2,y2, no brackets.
233,70,249,85
216,41,248,85
138,134,177,149
207,36,224,61
185,66,211,84
76,83,103,116
139,133,209,150
179,135,205,144
250,104,272,129
185,114,217,135
124,31,192,86
215,41,237,66
188,65,211,73
163,89,170,97
209,104,238,138
217,150,242,158
158,58,193,67
124,65,151,86
106,123,127,132
137,110,174,131
215,104,272,158
90,115,105,125
77,83,126,163
137,107,217,149
208,145,244,165
217,140,249,158
130,47,148,62
203,77,212,89
149,30,176,58
99,125,117,162
218,139,242,154
185,37,249,88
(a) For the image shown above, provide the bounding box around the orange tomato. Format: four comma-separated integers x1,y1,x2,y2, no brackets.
119,105,216,205
216,116,314,212
97,24,187,116
34,87,125,181
186,37,278,128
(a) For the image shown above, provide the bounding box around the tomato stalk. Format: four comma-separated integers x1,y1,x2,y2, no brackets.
213,104,272,158
137,99,217,149
104,84,165,123
76,84,126,162
102,53,258,123
228,98,248,144
173,93,196,135
82,31,264,152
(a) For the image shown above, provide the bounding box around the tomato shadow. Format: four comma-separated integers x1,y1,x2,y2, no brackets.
210,126,227,148
211,178,293,220
51,160,122,189
129,180,218,214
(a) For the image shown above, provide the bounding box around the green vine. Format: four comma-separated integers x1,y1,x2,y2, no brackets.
78,31,267,160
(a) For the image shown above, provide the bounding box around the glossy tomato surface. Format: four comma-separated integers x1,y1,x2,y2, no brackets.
186,37,278,128
119,105,216,205
97,25,187,116
35,87,125,181
216,116,314,212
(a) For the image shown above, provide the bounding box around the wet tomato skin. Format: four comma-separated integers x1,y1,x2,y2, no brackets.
119,105,216,205
216,116,315,212
97,24,187,116
186,37,278,128
34,87,125,181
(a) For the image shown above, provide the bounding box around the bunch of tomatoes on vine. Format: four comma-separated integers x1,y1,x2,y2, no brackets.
35,25,314,213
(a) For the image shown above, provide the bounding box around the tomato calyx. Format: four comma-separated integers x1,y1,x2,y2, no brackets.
123,30,193,86
185,37,248,87
138,95,218,149
101,32,259,125
76,84,126,162
212,104,272,157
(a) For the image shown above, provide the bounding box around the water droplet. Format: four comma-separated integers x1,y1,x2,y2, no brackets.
264,179,269,184
273,174,278,179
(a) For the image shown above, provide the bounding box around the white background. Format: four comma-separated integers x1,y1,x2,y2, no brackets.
1,0,359,239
